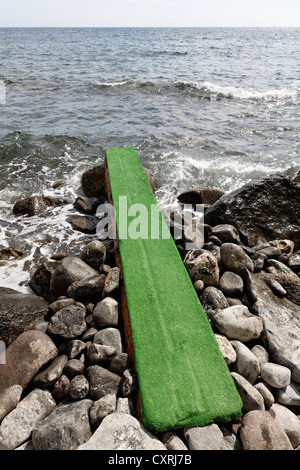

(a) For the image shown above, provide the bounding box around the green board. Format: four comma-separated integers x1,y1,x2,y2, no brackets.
105,148,242,432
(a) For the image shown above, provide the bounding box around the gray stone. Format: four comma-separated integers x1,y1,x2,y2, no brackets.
86,365,121,400
218,424,243,450
214,334,236,365
0,385,23,422
67,339,86,359
52,375,70,402
219,271,244,298
276,381,300,406
184,249,219,286
32,399,93,450
257,271,300,306
0,389,56,450
63,359,85,379
193,279,205,294
211,224,241,244
231,372,265,412
260,362,291,389
162,432,188,450
243,270,300,382
220,243,254,274
184,423,224,450
240,410,293,450
92,297,119,329
33,355,68,387
231,341,260,384
250,344,269,366
50,256,99,298
67,274,106,299
0,330,58,392
213,305,263,342
0,287,49,346
120,369,138,397
93,327,123,354
89,394,117,429
109,353,132,376
49,298,75,314
268,403,300,448
87,343,117,365
47,304,87,339
77,412,166,450
102,267,120,298
201,286,229,320
69,375,89,400
254,382,275,408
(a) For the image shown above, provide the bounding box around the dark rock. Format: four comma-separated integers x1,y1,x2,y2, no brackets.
74,195,101,215
89,394,117,429
67,274,106,299
85,365,121,400
67,339,86,359
50,256,99,298
205,175,300,249
49,298,75,314
177,187,225,207
63,358,85,379
109,353,131,376
219,271,244,298
69,215,99,234
201,286,229,319
52,375,70,401
47,304,87,339
288,252,300,272
211,224,241,244
32,399,93,450
0,330,58,392
93,327,123,354
120,369,138,397
0,287,49,345
29,261,59,303
220,243,254,274
81,165,107,199
102,267,120,298
81,240,106,270
13,195,68,217
69,375,89,400
87,343,117,365
33,355,68,387
93,297,119,329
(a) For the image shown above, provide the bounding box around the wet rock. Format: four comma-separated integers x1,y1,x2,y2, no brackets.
211,224,241,244
32,399,93,450
0,287,49,346
177,187,225,207
69,375,89,400
219,271,244,298
0,385,23,422
205,175,300,249
29,261,59,303
184,249,219,286
13,195,68,217
288,252,300,272
220,243,254,274
74,196,101,215
81,165,107,199
260,362,291,389
231,341,260,384
0,330,58,392
256,271,300,306
93,327,123,354
89,394,117,429
77,412,166,450
81,240,106,270
214,334,236,365
92,297,119,329
201,286,229,319
231,373,265,412
0,389,56,450
85,365,121,400
240,410,293,450
69,215,99,234
49,298,75,314
213,305,263,343
268,403,300,448
50,256,99,299
47,304,87,340
67,274,106,299
33,355,68,387
184,423,224,450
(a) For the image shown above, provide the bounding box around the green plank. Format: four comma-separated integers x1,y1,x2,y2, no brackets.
105,148,242,432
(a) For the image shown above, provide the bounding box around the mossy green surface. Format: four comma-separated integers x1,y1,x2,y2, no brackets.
106,148,243,432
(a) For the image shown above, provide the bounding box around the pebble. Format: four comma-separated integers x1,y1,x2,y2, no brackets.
231,372,265,412
184,249,219,286
214,334,236,365
0,385,23,422
260,362,291,389
89,394,117,429
162,432,188,451
47,305,87,340
231,341,260,384
67,339,87,359
220,243,254,274
184,423,224,450
254,382,275,407
33,355,68,387
87,343,117,365
63,358,85,379
250,344,269,366
85,365,121,400
69,375,90,400
92,297,119,329
219,271,244,298
93,327,123,354
213,305,264,342
120,369,138,397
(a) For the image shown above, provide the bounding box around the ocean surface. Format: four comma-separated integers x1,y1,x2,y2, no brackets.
0,27,300,291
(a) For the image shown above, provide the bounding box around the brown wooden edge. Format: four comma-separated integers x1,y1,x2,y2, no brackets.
104,156,142,422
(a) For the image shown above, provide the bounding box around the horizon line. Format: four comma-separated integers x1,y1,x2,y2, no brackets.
0,25,299,28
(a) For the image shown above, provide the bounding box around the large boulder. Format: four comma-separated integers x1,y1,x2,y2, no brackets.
0,287,49,345
205,176,300,249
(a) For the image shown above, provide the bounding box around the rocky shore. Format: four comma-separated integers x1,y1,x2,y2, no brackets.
0,165,300,451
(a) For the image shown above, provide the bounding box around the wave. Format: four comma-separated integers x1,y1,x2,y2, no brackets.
90,78,299,104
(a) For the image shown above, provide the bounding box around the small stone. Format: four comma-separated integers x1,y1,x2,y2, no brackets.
288,252,300,271
250,345,269,366
52,375,70,402
81,327,97,342
81,240,106,270
240,410,293,450
254,382,275,408
211,224,241,244
69,375,89,400
0,385,23,422
120,369,138,397
260,363,291,389
74,196,100,215
47,305,87,339
184,249,219,286
92,297,119,329
93,327,123,354
85,365,121,400
87,343,117,365
193,279,205,294
219,271,244,298
184,423,224,450
162,432,188,450
0,389,56,450
67,339,87,359
276,381,300,406
213,305,263,342
231,341,260,384
201,286,229,320
266,278,287,297
109,353,131,376
49,298,75,314
63,359,85,379
102,267,120,298
33,355,68,387
220,243,254,274
89,394,117,429
231,372,265,412
116,397,135,415
67,274,106,299
268,403,300,448
214,334,236,365
255,246,282,258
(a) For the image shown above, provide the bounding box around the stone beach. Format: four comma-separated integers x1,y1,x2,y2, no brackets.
0,165,300,451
